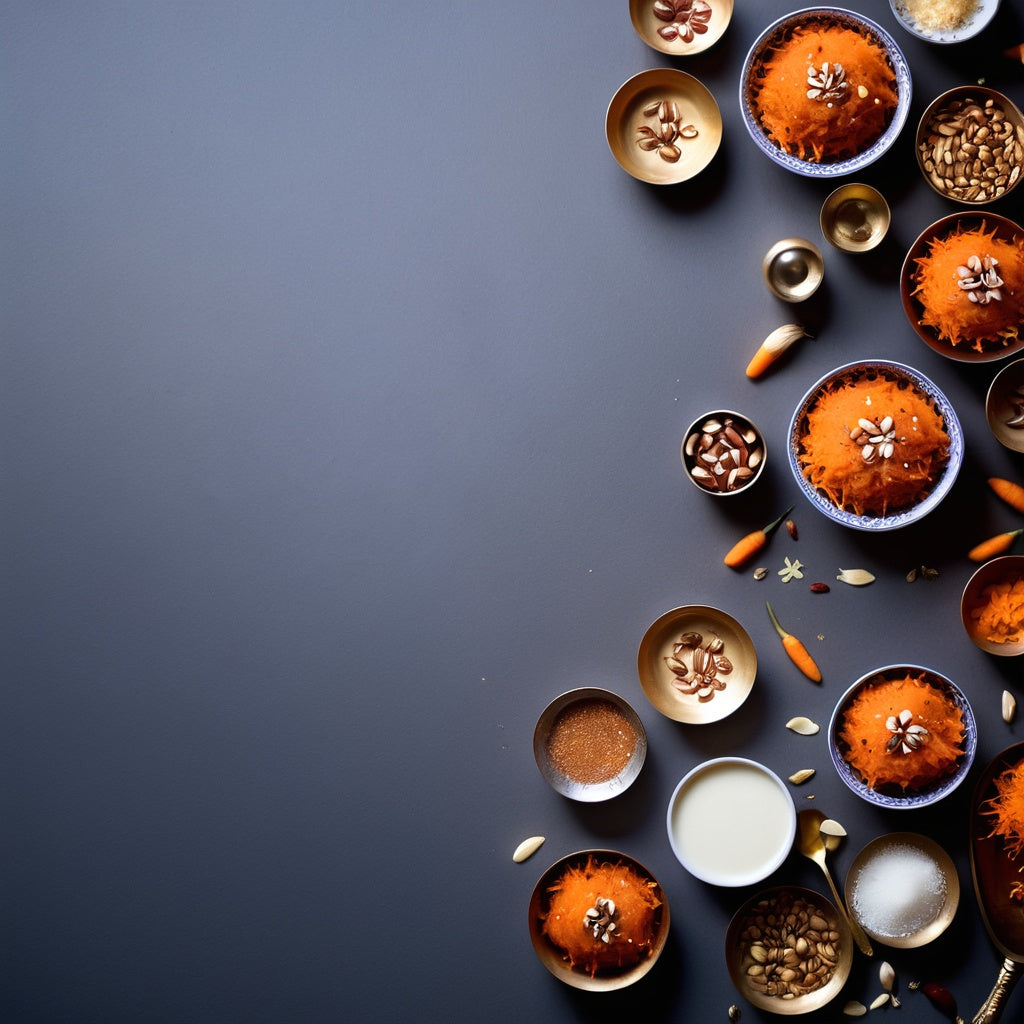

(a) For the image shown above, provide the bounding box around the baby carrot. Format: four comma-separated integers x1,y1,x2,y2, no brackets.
989,477,1024,515
969,529,1023,562
745,325,808,379
723,506,794,569
766,601,821,682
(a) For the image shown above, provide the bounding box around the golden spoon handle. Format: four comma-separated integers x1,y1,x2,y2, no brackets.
817,860,874,957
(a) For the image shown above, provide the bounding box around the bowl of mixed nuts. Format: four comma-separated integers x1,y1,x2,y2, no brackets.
637,605,757,724
681,410,765,496
725,885,853,1014
915,86,1024,205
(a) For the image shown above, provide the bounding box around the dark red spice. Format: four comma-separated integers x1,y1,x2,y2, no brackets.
547,699,637,784
810,582,830,594
921,982,960,1020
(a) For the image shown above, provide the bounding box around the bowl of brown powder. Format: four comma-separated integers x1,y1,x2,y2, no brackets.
533,688,648,801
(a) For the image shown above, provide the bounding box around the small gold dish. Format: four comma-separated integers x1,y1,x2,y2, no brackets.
845,832,960,948
629,0,733,56
820,183,890,253
528,849,670,991
986,358,1024,453
637,605,756,723
605,68,722,185
915,86,1024,205
961,556,1024,657
763,238,824,302
725,885,853,1014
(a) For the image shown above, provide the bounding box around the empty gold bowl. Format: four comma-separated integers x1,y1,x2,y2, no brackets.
763,238,824,302
820,183,890,253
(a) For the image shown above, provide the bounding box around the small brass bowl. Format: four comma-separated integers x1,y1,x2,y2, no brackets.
533,688,647,801
763,238,824,302
845,832,960,948
681,409,766,496
890,0,1000,46
528,849,670,991
915,86,1024,205
629,0,733,56
961,556,1024,657
986,358,1024,453
637,605,756,724
820,184,890,253
606,68,722,185
726,885,853,1014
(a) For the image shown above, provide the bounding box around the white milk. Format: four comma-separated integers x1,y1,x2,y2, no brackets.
668,759,795,886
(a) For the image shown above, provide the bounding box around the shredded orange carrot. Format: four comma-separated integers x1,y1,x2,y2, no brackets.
541,855,661,976
967,574,1024,644
796,367,950,517
983,758,1024,860
911,223,1024,353
749,18,898,163
837,672,965,793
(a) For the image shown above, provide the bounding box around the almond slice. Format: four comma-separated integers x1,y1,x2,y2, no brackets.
512,836,546,863
786,716,820,736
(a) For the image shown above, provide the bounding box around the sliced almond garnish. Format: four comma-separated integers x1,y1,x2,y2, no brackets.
786,716,820,736
512,836,546,863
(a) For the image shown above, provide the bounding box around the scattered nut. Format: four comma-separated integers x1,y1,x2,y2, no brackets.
789,769,816,784
786,716,820,736
513,836,546,863
819,818,847,839
1004,690,1017,724
753,567,769,581
836,568,875,586
843,1001,867,1017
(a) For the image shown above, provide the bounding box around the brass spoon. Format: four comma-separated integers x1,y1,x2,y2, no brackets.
796,808,874,956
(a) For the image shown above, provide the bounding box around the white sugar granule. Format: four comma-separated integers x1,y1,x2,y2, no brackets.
850,843,947,937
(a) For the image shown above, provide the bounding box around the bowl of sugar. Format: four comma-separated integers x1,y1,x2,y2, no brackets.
845,832,960,948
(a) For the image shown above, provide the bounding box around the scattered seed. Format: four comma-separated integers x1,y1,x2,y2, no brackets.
753,567,769,581
906,568,918,583
870,992,892,1010
789,769,816,784
512,836,546,863
786,518,798,540
728,1006,741,1023
810,582,830,594
786,716,820,736
1004,690,1017,724
836,568,875,586
879,961,896,993
843,1001,867,1017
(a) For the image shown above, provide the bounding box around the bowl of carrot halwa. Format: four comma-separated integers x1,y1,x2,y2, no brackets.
788,360,963,531
739,7,912,177
961,556,1024,657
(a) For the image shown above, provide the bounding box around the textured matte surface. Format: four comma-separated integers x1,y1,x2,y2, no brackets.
4,2,1024,1021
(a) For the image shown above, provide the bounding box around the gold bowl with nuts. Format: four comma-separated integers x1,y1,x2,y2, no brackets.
629,0,734,56
725,885,853,1014
637,605,757,724
681,410,765,496
605,68,722,185
915,86,1024,205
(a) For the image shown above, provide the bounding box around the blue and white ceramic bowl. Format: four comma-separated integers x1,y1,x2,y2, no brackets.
829,665,977,809
788,360,964,531
739,7,912,178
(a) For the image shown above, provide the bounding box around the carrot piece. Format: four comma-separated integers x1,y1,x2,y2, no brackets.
766,601,821,682
745,346,778,380
990,478,1024,515
969,529,1024,563
723,506,794,569
745,325,807,379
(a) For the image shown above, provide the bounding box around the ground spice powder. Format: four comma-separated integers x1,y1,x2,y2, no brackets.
547,699,637,784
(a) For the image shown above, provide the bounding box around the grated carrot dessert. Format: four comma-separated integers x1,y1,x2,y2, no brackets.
911,222,1024,354
967,574,1024,645
749,17,899,163
837,672,965,793
541,855,661,976
797,368,950,518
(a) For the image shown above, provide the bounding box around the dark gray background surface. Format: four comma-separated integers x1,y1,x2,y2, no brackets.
5,1,1024,1021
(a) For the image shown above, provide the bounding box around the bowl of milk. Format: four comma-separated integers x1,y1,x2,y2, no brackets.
667,757,797,886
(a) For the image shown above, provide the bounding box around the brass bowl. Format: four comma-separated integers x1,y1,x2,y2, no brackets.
900,212,1024,364
986,358,1024,453
763,238,824,302
637,605,756,723
533,688,647,801
528,849,670,991
606,68,722,185
725,885,853,1014
890,0,1000,45
629,0,733,56
820,183,890,253
680,409,766,496
961,556,1024,657
845,832,960,948
915,86,1024,205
